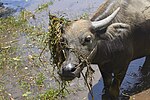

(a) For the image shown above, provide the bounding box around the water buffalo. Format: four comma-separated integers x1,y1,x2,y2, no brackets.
58,0,150,99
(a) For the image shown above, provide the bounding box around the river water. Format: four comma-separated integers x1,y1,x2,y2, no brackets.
1,0,102,18
0,0,150,100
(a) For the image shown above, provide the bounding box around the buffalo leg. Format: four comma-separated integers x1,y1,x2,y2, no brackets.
99,64,113,100
101,70,113,100
101,70,112,92
109,66,128,99
141,55,150,75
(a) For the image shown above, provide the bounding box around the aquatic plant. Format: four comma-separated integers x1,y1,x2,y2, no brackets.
48,14,69,69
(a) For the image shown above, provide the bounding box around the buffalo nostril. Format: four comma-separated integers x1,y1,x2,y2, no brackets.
71,67,76,72
62,63,77,73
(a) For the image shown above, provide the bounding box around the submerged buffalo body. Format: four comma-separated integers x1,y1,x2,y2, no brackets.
58,0,150,99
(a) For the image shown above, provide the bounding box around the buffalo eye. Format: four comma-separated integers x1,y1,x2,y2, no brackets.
60,37,67,44
84,35,92,43
60,37,65,42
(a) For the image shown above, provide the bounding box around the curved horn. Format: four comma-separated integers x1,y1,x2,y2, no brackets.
91,7,120,29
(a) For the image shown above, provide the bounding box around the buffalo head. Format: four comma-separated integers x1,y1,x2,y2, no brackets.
58,7,120,81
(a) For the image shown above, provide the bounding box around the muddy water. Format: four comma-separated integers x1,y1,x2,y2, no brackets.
0,0,150,100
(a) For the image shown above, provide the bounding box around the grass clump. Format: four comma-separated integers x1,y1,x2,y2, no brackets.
48,14,69,69
38,88,61,100
36,73,45,86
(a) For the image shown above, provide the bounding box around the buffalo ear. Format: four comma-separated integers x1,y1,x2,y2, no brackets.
106,23,131,39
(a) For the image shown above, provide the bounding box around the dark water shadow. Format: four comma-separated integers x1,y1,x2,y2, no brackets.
88,57,150,100
122,58,150,97
124,71,150,96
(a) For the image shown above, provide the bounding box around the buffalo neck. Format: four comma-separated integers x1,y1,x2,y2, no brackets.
92,35,130,66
